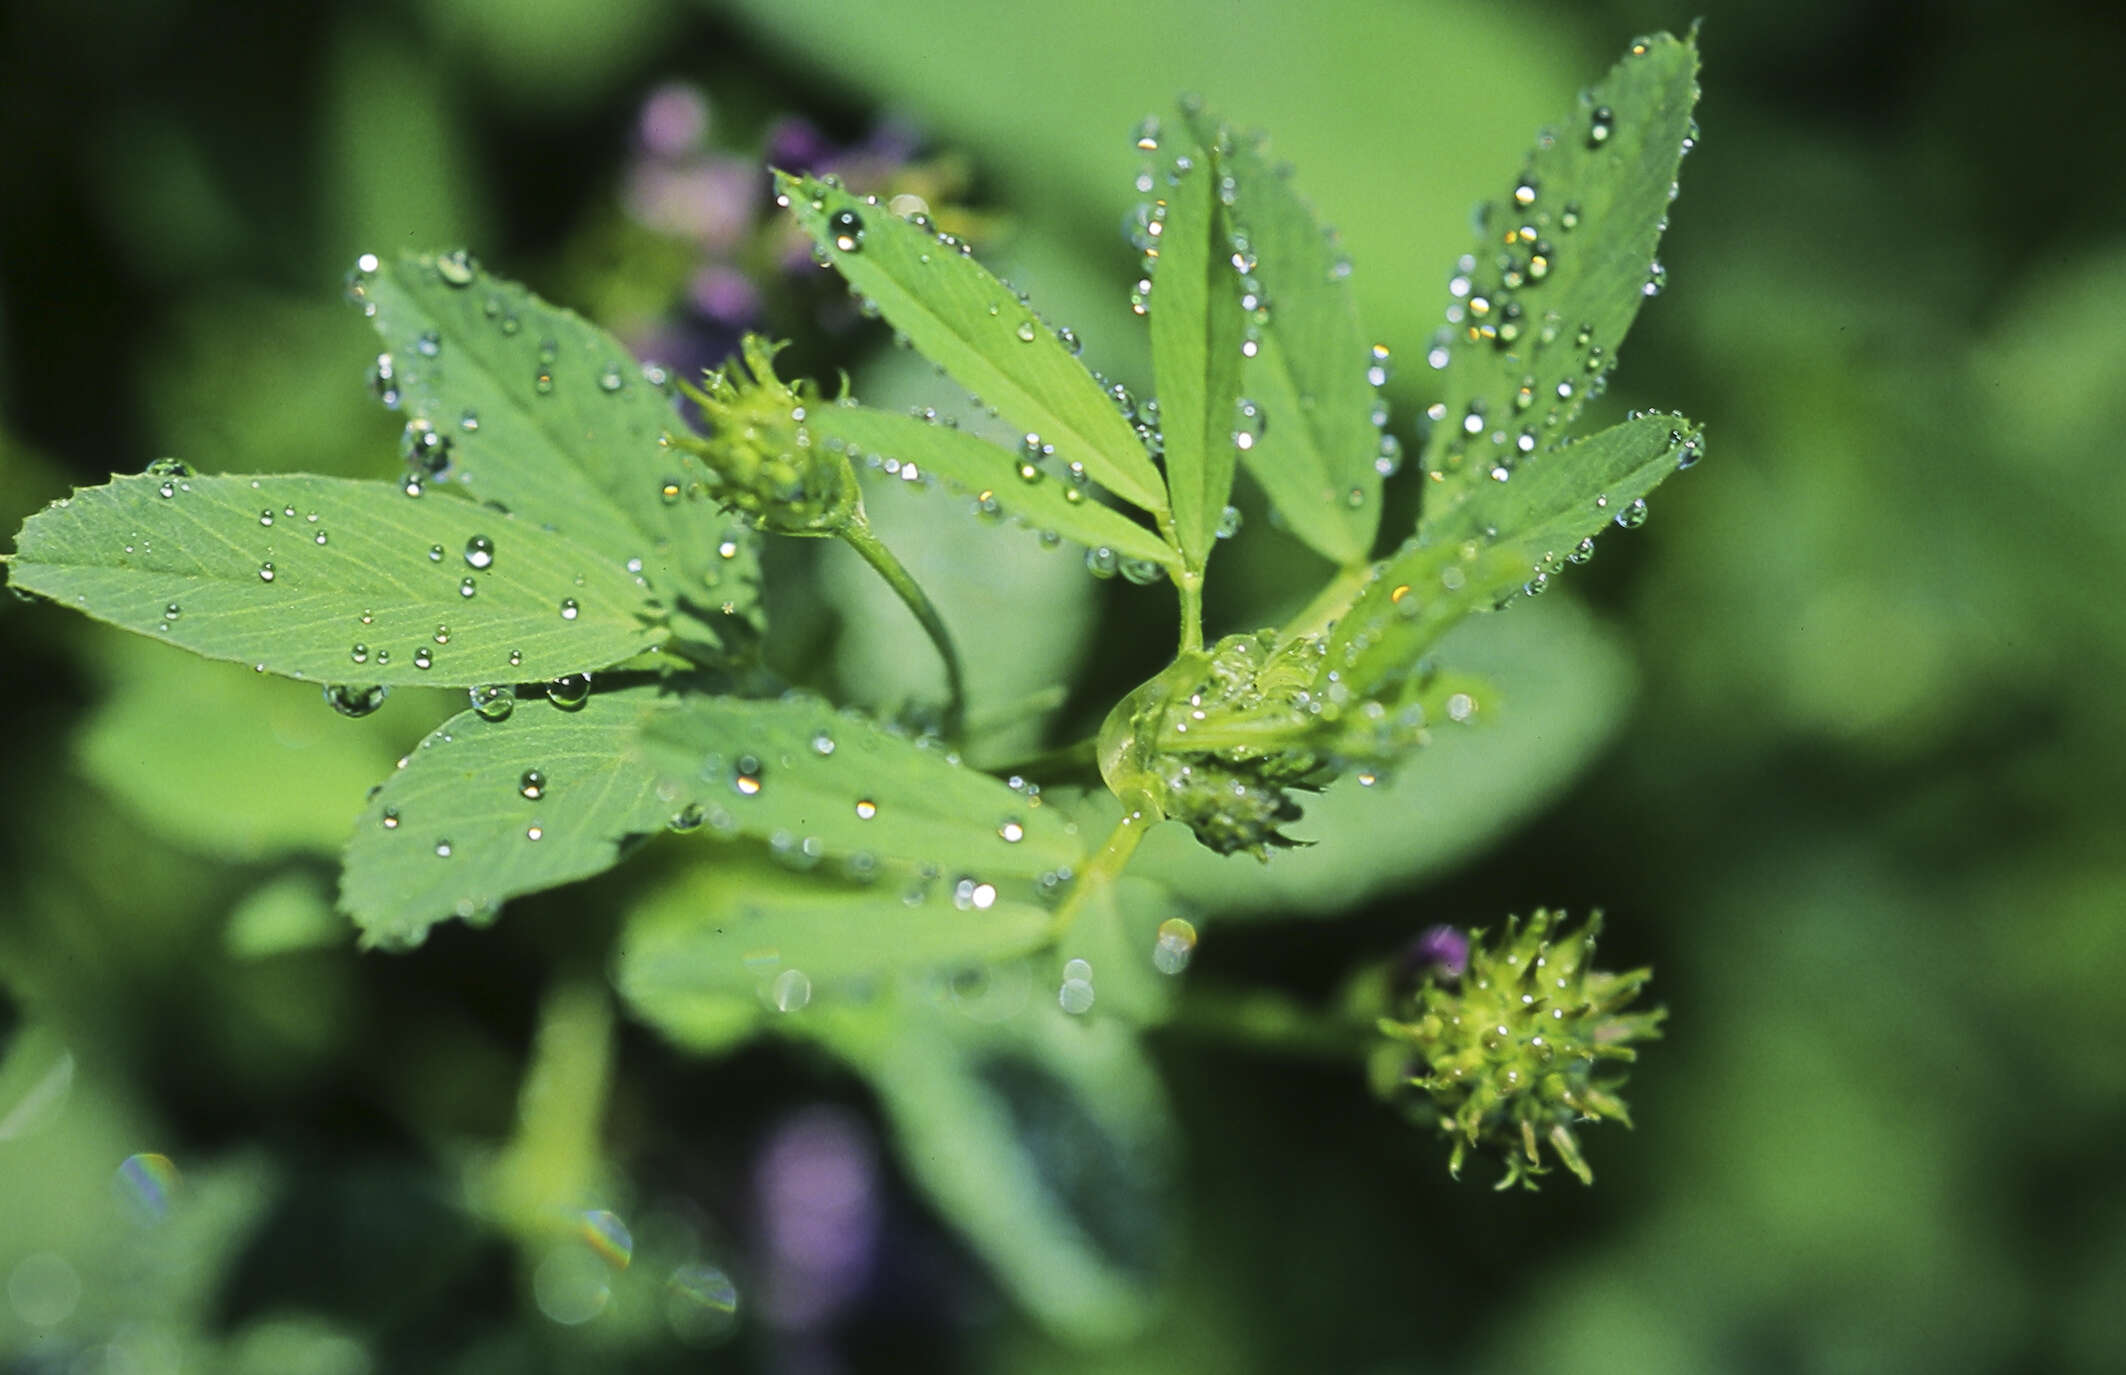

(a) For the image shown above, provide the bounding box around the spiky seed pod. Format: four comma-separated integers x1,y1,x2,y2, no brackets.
1374,909,1663,1188
668,335,859,535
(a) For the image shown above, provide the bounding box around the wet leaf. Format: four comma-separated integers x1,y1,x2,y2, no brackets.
358,250,763,656
1145,136,1247,571
1182,106,1383,566
777,173,1168,515
1418,33,1700,528
804,403,1177,569
617,854,1055,1026
340,684,678,946
636,694,1085,880
8,474,660,686
1418,411,1704,558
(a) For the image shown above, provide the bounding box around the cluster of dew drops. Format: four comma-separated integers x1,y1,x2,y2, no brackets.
1420,45,1703,540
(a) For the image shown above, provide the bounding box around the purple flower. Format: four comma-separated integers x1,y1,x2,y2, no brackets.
1399,923,1471,984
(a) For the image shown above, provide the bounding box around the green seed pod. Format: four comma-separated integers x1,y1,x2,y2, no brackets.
669,335,859,536
1373,909,1663,1188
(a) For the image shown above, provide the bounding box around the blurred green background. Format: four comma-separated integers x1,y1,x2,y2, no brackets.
5,0,2125,1370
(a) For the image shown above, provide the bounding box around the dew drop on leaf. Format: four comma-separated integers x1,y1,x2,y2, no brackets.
435,249,478,287
323,683,388,718
547,674,591,710
257,562,275,583
559,598,580,621
464,535,495,570
470,685,516,722
829,209,864,253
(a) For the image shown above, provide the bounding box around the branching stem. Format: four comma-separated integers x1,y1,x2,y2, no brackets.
838,511,967,737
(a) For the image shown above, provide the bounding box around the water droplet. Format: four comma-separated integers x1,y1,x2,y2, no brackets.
471,685,516,721
829,208,864,253
1014,320,1037,343
257,562,276,583
459,408,480,433
526,824,544,842
771,968,812,1012
464,534,495,570
324,683,388,718
732,755,764,797
381,807,400,829
434,839,453,858
667,804,705,833
1152,917,1198,974
558,598,581,622
854,798,877,820
1588,105,1616,148
413,648,433,671
997,818,1025,844
1643,259,1668,298
459,576,478,598
658,478,682,505
519,769,547,800
598,363,625,393
1059,976,1095,1015
415,330,441,359
1513,174,1539,208
548,673,592,710
1615,497,1649,529
810,730,836,756
1215,504,1244,539
435,249,478,287
428,544,445,563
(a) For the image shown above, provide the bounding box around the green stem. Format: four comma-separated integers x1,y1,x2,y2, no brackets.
1176,568,1205,655
1279,560,1376,646
980,735,1099,783
1162,984,1372,1060
838,511,967,736
1048,809,1152,939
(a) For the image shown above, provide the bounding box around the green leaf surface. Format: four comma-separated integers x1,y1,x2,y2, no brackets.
9,474,660,686
225,870,346,958
638,694,1086,880
1182,110,1384,567
1134,596,1634,917
1418,34,1700,525
776,173,1168,515
355,250,764,653
812,1000,1174,1343
74,637,423,861
618,855,1055,1022
1146,139,1247,570
803,402,1177,569
340,684,678,945
1419,411,1703,556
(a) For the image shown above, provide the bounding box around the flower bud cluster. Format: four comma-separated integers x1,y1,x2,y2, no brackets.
670,336,858,536
1370,909,1663,1188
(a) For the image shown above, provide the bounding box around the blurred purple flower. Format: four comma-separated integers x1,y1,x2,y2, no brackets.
754,1105,880,1332
638,82,711,159
1399,924,1471,985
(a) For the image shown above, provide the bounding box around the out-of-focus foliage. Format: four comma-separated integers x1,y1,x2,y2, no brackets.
3,1,2124,1372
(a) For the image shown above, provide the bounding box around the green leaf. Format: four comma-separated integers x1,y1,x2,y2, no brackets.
1181,108,1386,567
617,853,1055,1027
802,402,1177,569
75,637,418,861
8,474,661,686
355,250,764,654
776,173,1168,515
637,694,1086,880
1417,33,1701,528
811,1000,1174,1342
225,870,345,958
340,683,678,946
1145,138,1247,571
1419,411,1704,556
1134,595,1634,917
